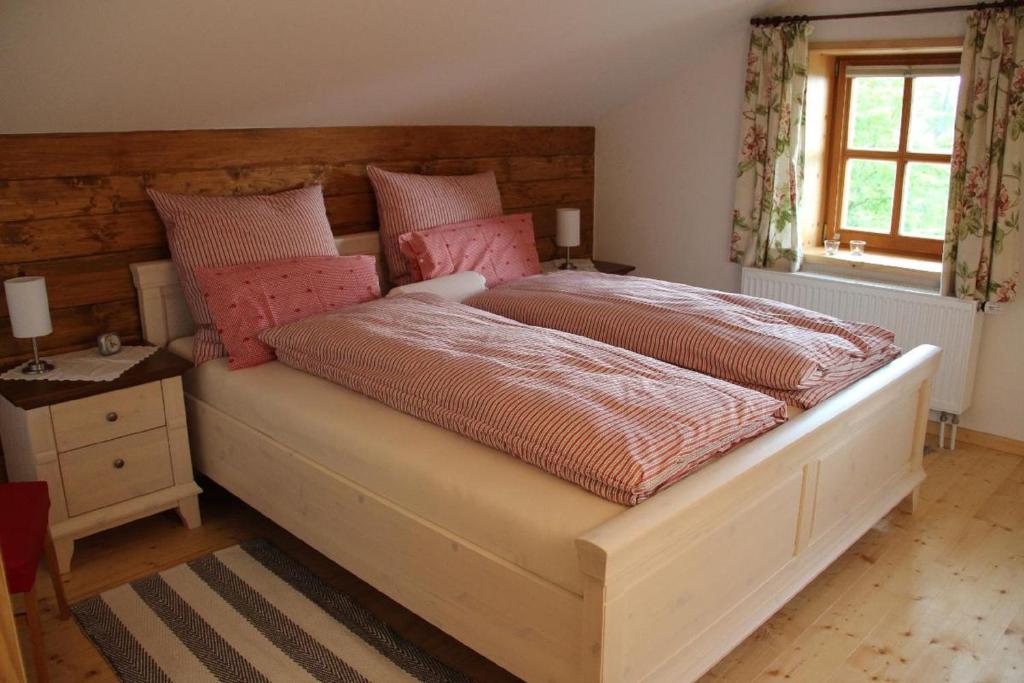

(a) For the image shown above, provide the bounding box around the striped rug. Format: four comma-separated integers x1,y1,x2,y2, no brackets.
72,539,471,682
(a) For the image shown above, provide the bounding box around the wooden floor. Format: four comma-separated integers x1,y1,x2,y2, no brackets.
15,435,1024,682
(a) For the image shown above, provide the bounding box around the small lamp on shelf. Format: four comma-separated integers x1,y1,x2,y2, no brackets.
556,208,581,270
4,276,54,374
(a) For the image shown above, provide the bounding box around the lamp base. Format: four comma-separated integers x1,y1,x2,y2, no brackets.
559,246,578,270
21,359,54,375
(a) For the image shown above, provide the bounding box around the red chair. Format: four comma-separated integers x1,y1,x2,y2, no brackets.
0,482,69,683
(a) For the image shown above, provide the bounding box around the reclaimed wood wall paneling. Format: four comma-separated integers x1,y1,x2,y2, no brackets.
0,126,595,364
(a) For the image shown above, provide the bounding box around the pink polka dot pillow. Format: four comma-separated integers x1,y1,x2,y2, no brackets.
397,213,541,287
196,255,380,369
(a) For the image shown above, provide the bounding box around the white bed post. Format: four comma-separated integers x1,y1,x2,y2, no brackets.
579,560,609,682
899,378,931,515
130,261,192,347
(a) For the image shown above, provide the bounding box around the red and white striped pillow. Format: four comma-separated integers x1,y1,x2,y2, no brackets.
367,167,503,285
148,185,338,364
397,213,541,286
196,255,380,369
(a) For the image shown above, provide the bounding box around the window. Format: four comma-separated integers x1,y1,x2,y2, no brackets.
824,54,960,258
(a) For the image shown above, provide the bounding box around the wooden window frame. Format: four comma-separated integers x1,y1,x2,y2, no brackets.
823,53,960,259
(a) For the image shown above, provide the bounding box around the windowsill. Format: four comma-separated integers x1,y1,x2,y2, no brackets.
802,246,941,290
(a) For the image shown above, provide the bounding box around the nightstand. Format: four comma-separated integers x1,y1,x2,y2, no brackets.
0,348,201,573
592,261,636,275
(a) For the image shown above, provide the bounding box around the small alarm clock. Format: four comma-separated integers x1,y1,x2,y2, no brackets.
97,332,122,356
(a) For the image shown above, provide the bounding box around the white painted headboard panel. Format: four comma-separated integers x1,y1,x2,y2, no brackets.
129,231,384,347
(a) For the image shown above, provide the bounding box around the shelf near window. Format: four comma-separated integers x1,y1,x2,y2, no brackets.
802,245,940,290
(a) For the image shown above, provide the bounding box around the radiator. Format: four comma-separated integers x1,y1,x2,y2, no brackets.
740,268,983,415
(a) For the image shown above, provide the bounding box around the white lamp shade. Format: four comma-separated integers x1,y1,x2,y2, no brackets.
4,276,52,338
556,208,581,248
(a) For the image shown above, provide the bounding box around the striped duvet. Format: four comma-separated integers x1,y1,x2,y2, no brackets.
466,272,901,408
259,294,786,505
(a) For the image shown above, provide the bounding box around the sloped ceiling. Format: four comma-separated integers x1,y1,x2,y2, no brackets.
2,0,781,133
1,0,967,134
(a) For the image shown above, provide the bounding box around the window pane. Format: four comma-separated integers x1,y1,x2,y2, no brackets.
848,77,904,151
842,159,896,233
908,76,959,154
899,162,950,239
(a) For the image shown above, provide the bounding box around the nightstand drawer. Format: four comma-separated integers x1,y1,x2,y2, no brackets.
50,382,165,452
59,428,173,516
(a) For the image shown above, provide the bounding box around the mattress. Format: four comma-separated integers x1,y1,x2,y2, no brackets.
169,337,624,595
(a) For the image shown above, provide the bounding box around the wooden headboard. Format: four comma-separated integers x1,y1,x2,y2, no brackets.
0,126,594,365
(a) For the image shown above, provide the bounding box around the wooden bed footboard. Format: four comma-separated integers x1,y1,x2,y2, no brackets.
575,345,939,682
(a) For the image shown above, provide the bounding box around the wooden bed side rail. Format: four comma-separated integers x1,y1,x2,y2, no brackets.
574,344,940,682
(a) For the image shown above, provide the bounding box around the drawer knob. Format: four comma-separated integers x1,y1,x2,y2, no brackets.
113,458,125,469
106,411,119,422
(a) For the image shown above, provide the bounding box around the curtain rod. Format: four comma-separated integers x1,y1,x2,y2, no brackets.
750,0,1021,26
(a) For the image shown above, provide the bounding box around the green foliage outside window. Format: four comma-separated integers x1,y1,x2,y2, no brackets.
843,75,958,241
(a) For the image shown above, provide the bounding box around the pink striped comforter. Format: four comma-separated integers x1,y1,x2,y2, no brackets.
466,272,901,408
259,294,786,505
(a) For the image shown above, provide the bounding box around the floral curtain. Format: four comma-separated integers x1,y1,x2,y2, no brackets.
730,22,810,272
943,8,1022,304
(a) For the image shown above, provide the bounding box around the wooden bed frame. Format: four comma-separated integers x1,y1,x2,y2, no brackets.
131,235,940,682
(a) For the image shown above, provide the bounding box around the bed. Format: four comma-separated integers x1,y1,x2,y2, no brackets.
131,232,940,683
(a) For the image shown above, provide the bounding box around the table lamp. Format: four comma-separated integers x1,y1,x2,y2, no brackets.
556,208,581,270
4,276,54,374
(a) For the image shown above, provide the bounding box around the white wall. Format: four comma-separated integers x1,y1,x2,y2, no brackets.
595,0,1024,441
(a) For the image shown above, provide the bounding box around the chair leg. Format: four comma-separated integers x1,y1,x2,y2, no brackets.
42,530,69,620
23,585,49,683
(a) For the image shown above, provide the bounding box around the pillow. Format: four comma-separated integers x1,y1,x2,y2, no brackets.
195,255,380,369
397,213,542,287
148,185,337,364
386,271,487,303
367,166,503,285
